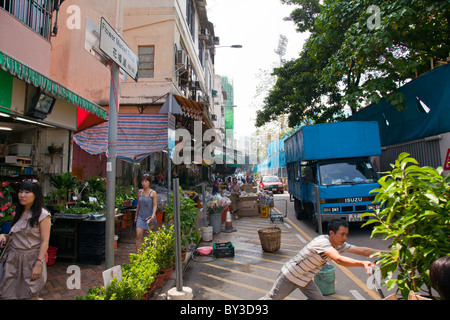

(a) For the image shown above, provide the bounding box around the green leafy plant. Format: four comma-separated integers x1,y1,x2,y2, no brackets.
49,172,80,202
82,177,107,203
77,244,158,300
362,153,450,299
164,189,201,249
141,225,175,270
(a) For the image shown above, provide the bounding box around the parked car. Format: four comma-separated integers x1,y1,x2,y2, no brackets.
259,176,284,193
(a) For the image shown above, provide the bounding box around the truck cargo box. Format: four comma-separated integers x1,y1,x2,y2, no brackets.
285,121,381,162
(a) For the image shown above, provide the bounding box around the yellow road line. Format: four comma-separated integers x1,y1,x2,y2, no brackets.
284,217,381,300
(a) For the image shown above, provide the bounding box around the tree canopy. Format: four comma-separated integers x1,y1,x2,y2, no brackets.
255,0,450,128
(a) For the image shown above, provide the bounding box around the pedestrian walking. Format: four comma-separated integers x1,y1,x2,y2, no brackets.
212,178,219,195
261,219,388,300
0,179,51,300
135,173,158,251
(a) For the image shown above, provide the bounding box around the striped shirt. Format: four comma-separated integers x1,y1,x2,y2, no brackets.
281,235,354,287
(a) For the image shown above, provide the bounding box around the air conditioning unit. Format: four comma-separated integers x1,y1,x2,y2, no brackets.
199,28,209,41
190,81,201,90
176,50,187,70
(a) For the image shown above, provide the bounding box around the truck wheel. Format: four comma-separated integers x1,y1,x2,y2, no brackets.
294,199,306,220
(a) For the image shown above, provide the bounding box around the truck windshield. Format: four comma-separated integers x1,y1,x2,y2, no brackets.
319,160,378,186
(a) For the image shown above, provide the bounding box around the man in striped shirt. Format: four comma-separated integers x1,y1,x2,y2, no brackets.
261,219,387,300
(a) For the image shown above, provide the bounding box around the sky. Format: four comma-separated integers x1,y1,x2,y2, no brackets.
206,0,309,140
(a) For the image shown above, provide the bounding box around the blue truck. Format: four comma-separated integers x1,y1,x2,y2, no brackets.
284,121,382,233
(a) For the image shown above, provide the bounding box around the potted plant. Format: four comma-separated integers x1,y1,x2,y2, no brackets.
0,182,15,233
141,225,175,280
362,153,450,300
49,172,80,203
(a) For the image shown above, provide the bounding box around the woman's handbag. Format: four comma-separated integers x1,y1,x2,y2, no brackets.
0,237,11,278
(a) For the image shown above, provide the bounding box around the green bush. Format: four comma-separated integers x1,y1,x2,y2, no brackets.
362,153,450,299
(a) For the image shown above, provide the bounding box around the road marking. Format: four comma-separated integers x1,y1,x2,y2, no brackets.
284,217,382,300
295,234,307,243
198,272,297,300
203,262,275,283
234,253,285,265
233,246,294,258
284,222,292,229
329,293,351,300
220,258,280,273
350,290,366,300
195,284,243,300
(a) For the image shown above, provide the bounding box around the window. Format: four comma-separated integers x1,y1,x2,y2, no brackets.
138,46,154,79
186,0,195,38
0,0,54,40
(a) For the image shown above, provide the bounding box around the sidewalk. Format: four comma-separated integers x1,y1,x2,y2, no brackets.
41,208,207,300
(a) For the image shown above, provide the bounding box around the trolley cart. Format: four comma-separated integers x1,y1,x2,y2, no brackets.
269,199,288,222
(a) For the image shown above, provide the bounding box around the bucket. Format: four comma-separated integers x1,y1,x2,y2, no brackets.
314,264,335,295
47,246,58,266
201,226,213,242
209,214,222,234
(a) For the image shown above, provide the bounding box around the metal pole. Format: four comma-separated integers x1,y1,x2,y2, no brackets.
167,93,173,194
173,178,183,291
202,182,207,227
105,61,119,270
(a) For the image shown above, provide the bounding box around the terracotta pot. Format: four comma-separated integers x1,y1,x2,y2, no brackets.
154,272,165,288
161,267,174,280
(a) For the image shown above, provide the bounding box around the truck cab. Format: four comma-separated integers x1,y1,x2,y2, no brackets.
289,157,381,231
285,121,382,232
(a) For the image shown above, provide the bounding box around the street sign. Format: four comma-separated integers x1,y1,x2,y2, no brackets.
99,17,139,81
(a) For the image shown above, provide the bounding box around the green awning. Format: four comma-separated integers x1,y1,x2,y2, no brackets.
0,51,106,119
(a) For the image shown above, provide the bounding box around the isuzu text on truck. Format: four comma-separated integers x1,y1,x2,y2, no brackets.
284,121,382,233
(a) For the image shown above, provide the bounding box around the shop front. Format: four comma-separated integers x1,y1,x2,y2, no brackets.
0,51,106,198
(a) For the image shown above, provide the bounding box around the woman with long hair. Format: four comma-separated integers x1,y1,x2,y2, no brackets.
0,179,51,300
134,173,157,251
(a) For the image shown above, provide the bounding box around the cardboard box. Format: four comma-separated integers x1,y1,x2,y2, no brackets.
242,183,257,193
238,196,259,216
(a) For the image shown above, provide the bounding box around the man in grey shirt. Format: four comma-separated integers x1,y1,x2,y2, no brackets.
261,219,388,300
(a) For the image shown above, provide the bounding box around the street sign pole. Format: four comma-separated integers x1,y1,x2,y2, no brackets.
97,16,138,270
105,61,120,270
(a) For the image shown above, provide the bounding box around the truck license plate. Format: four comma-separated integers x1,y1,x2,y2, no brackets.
349,214,362,222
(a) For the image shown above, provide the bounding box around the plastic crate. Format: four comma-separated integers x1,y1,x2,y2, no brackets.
213,241,234,258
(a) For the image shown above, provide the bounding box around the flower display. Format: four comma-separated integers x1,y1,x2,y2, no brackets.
0,182,15,223
205,194,231,215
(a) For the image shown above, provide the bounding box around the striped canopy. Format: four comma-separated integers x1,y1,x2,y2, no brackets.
74,114,168,162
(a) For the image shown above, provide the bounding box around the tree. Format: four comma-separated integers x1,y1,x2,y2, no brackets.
256,0,450,128
362,153,450,299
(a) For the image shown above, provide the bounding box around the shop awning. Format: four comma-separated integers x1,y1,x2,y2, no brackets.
73,114,168,162
0,51,107,129
174,94,203,121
